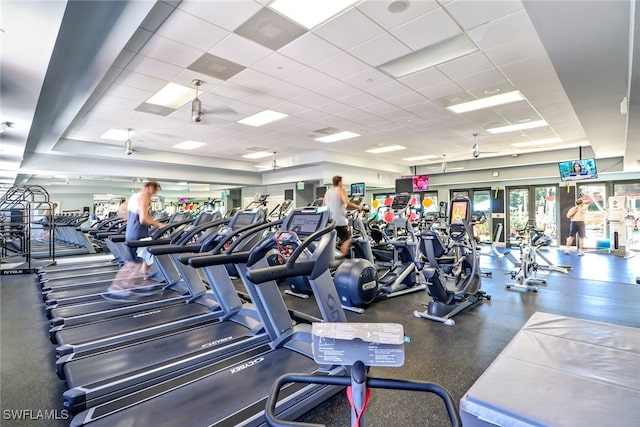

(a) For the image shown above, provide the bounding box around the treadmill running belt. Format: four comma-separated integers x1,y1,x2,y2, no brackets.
49,290,179,319
65,320,260,388
75,348,321,427
54,303,210,346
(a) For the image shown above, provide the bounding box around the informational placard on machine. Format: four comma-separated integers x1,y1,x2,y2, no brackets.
311,323,405,367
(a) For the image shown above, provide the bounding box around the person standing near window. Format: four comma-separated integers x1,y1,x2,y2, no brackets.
565,197,591,256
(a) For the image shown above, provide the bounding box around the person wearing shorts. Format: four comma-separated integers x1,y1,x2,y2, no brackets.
565,197,591,256
323,175,363,258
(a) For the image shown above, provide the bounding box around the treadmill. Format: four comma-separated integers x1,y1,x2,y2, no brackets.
45,212,230,322
39,213,198,294
58,218,279,413
49,210,266,349
69,207,348,427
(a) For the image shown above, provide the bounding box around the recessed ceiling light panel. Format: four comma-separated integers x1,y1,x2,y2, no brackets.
366,145,406,154
447,90,525,114
270,0,360,29
314,131,360,143
101,128,133,141
511,137,561,147
242,151,273,159
403,154,439,161
486,120,548,134
237,110,289,127
147,83,196,109
172,140,207,150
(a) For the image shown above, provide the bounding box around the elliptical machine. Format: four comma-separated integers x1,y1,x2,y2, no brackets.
333,193,426,313
413,197,491,326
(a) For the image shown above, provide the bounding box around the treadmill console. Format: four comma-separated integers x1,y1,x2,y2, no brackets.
390,194,412,212
281,207,330,238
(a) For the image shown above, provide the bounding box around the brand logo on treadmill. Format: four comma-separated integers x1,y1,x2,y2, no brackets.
230,357,264,374
201,336,233,348
133,310,161,318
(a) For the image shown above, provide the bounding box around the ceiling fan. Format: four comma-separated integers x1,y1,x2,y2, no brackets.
255,152,282,171
423,154,465,174
191,79,238,123
471,132,499,158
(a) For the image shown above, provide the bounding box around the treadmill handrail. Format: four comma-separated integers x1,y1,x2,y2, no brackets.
264,373,461,427
147,243,201,255
246,260,315,284
206,219,273,254
187,251,251,268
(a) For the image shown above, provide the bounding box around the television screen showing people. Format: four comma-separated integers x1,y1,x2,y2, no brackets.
351,182,365,196
558,158,598,181
412,175,429,191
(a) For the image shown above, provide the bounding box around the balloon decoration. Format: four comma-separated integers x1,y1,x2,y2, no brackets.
409,212,417,222
422,198,433,208
371,199,380,209
384,211,395,222
410,197,417,206
384,197,393,207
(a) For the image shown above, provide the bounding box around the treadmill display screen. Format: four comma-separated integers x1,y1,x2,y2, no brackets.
290,214,322,236
234,213,256,228
450,201,468,225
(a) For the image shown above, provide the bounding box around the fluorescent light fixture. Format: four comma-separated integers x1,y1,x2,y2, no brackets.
512,137,561,147
237,110,288,127
486,120,548,134
242,151,273,159
403,154,439,162
447,90,525,114
270,0,360,29
366,145,406,154
172,140,207,150
314,131,360,143
379,33,477,78
147,83,196,109
101,128,132,141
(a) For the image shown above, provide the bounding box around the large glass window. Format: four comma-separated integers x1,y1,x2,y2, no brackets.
613,181,640,251
577,183,607,248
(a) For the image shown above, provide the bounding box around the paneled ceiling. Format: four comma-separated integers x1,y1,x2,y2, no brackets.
1,0,638,195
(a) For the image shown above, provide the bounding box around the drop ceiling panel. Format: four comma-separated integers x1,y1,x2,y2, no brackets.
457,70,510,93
139,35,204,68
315,52,370,80
343,68,393,91
436,51,495,80
279,32,343,66
358,100,398,115
390,7,461,50
125,55,183,81
291,91,334,109
208,33,273,67
178,0,263,32
252,52,308,77
234,7,306,51
485,36,547,66
228,68,284,93
285,67,339,91
398,67,451,91
356,0,439,32
156,8,229,51
105,84,153,103
114,70,166,92
467,8,538,50
339,91,383,107
348,32,412,67
365,79,414,100
313,7,385,51
445,0,524,31
386,90,429,108
416,81,465,101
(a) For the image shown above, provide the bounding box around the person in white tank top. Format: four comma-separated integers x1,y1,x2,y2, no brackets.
323,175,363,258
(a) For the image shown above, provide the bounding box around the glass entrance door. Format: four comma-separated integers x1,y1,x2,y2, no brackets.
534,186,558,246
508,188,529,246
472,189,492,243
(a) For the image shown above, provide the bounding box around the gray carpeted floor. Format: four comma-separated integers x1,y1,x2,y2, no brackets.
1,248,638,426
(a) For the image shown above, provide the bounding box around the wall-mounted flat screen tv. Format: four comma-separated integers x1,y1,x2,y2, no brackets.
395,178,413,194
558,158,598,181
351,182,365,196
412,175,429,191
